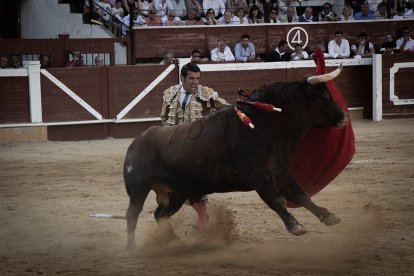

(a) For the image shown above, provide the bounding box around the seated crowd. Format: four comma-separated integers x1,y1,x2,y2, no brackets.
2,27,412,69
164,27,413,65
87,0,414,31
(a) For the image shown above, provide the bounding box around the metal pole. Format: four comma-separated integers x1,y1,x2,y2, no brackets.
128,0,136,65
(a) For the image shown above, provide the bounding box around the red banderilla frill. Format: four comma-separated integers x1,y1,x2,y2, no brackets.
234,106,254,129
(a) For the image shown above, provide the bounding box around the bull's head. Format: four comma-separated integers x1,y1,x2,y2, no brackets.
304,65,348,129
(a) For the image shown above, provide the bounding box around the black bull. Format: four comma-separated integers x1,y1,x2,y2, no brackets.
123,67,348,249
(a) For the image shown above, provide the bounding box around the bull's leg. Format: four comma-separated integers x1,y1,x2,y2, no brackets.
153,191,187,240
256,186,307,236
280,174,340,226
125,175,151,250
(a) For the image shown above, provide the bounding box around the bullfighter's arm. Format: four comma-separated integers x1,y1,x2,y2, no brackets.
198,85,231,110
160,101,169,126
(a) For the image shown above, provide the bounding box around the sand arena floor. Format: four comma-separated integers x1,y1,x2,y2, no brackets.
0,118,413,275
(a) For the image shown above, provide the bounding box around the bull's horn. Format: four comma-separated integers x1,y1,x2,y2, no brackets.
307,64,343,85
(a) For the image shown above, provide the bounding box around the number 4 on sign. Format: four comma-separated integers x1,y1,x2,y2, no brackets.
292,30,302,44
287,27,309,50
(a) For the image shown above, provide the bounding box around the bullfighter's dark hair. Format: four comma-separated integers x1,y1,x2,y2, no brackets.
181,63,201,78
335,30,343,36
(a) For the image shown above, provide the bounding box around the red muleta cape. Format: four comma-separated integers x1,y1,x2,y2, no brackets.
288,48,355,207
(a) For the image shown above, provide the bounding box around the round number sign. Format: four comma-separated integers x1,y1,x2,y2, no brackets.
286,27,309,50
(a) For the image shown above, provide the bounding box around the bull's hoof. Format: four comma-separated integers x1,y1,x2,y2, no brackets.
323,214,341,226
287,224,307,236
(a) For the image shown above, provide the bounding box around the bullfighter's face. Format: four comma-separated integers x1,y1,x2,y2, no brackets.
181,70,200,94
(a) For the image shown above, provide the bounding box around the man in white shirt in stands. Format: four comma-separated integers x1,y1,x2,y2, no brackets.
122,8,146,35
396,27,414,53
327,30,350,59
210,39,235,61
218,10,239,24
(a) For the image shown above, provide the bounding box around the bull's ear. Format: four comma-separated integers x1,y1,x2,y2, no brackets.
307,64,342,85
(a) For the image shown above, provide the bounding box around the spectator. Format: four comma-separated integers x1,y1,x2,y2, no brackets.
190,49,209,63
66,49,85,67
354,3,375,20
160,50,175,64
299,7,318,22
393,6,406,18
39,54,51,68
218,9,239,24
95,55,104,66
185,0,203,16
279,6,299,22
111,0,125,36
247,0,264,14
277,0,296,17
320,2,339,21
247,5,264,23
203,0,226,17
210,39,236,61
379,33,397,53
265,7,280,23
137,0,154,17
0,55,9,69
235,7,249,23
346,0,365,14
351,32,375,58
10,55,22,68
374,2,388,19
327,30,351,59
234,33,256,62
265,40,291,62
340,5,354,21
180,8,204,24
168,0,187,17
153,0,168,17
205,8,219,24
291,44,309,60
162,10,184,25
382,42,395,54
122,8,146,35
96,0,112,23
396,27,414,53
145,8,162,25
406,0,414,16
225,0,249,16
111,0,125,19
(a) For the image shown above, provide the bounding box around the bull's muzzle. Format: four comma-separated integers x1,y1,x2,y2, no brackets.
336,111,349,129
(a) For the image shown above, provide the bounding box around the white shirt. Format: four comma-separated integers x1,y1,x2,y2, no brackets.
179,86,193,108
203,0,226,16
96,1,112,21
328,38,350,58
153,0,168,17
210,46,235,61
218,15,239,24
396,37,414,52
168,0,187,17
122,14,146,35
